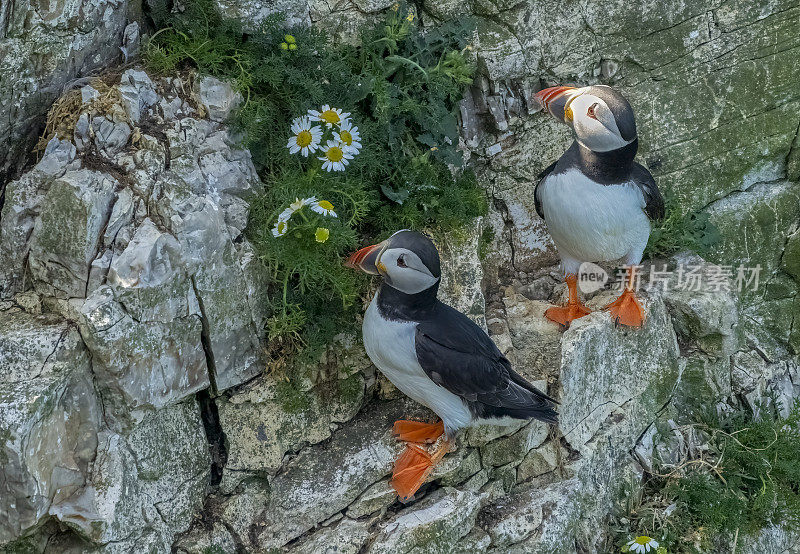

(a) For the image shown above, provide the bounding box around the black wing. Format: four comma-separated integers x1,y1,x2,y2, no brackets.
632,163,665,221
415,303,558,424
533,160,558,220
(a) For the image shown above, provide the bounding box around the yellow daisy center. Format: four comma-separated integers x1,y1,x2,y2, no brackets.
318,200,334,211
326,146,344,162
296,130,313,147
634,537,652,545
277,221,287,233
315,227,330,243
339,130,353,145
320,110,340,125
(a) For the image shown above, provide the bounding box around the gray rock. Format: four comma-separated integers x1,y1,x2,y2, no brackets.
195,75,242,122
77,285,209,431
346,479,397,519
0,309,99,547
517,441,560,481
65,401,210,550
0,138,80,298
28,169,117,299
290,518,372,554
121,22,141,61
436,223,487,330
367,488,486,554
252,401,414,549
118,69,159,124
559,292,681,449
0,0,129,182
220,372,364,474
91,115,132,157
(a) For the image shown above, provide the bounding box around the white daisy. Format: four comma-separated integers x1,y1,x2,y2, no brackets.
308,104,350,128
309,199,338,218
272,219,289,237
286,116,322,157
278,207,294,222
626,536,659,553
334,119,362,155
318,140,354,172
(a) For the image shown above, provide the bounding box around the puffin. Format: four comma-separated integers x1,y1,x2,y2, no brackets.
346,230,558,501
533,85,664,328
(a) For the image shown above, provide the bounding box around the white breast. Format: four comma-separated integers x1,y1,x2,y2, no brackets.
538,168,651,274
362,294,472,434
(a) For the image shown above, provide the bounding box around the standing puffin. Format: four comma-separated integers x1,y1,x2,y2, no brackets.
533,85,664,328
346,230,558,501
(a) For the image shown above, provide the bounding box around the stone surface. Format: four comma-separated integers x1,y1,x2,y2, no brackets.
367,488,486,554
0,308,97,546
0,0,131,183
0,69,267,551
220,371,365,473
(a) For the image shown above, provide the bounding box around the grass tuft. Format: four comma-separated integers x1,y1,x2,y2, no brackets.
610,400,800,552
644,192,719,259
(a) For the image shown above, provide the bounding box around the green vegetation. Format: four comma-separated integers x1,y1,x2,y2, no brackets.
644,192,719,259
144,1,485,365
477,226,495,261
611,400,800,552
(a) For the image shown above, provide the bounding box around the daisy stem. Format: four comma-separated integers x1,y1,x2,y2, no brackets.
282,271,290,308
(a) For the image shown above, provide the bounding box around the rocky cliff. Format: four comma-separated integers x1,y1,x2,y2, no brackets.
0,0,798,553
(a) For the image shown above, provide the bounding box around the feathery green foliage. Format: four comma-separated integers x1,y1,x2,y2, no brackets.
644,192,719,259
144,0,484,365
611,400,800,552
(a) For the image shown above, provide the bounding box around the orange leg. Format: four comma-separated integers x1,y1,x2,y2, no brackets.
390,440,452,502
605,266,646,328
545,274,591,329
393,420,445,444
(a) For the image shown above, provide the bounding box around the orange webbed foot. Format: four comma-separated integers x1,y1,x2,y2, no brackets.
390,441,452,502
391,444,432,502
545,302,592,329
393,420,445,444
605,289,646,328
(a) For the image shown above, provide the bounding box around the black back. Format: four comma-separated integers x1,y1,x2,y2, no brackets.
376,282,558,425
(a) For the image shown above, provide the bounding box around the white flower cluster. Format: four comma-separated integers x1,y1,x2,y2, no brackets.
272,196,338,238
286,105,362,172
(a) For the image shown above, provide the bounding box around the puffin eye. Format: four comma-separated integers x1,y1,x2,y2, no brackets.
587,103,599,119
396,255,407,268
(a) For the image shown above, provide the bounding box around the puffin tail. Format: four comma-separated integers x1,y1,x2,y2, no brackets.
509,369,560,425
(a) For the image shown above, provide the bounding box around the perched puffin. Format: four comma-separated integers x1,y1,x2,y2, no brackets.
346,230,558,501
533,85,664,328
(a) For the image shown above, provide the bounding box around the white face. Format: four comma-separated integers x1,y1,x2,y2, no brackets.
567,91,633,152
379,247,439,295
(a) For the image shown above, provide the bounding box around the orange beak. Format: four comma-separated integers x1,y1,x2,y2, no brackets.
535,86,578,123
345,240,387,275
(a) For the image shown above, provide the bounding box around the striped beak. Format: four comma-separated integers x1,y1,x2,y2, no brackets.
535,86,579,124
345,240,388,275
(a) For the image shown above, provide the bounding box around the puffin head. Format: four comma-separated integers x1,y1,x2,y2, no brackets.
345,230,441,295
535,85,637,153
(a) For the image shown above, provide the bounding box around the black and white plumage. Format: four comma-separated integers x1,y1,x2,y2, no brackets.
348,230,558,437
533,85,664,277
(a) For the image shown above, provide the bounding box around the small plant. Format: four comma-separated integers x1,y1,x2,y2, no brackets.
144,0,486,363
610,400,800,553
644,192,719,259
